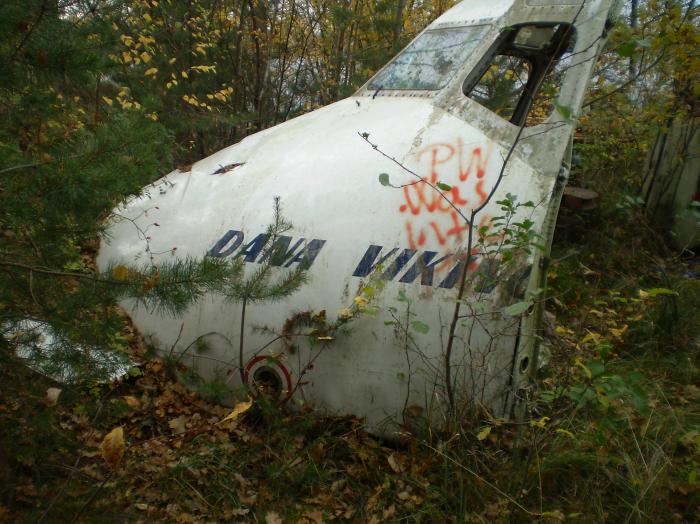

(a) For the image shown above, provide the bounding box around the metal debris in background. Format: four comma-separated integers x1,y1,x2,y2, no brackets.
2,319,135,384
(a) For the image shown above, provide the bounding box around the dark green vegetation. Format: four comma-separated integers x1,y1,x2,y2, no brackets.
1,0,698,522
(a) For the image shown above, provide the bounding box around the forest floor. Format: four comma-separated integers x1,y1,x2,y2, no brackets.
1,198,699,523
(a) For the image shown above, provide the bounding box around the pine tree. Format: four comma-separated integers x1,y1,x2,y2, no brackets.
0,0,239,382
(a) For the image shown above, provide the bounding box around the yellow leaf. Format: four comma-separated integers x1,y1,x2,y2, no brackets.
555,428,575,438
102,96,113,106
476,426,491,441
181,71,189,78
121,51,132,63
142,272,159,292
168,415,186,435
122,395,140,409
265,512,283,524
610,325,628,340
541,510,565,521
574,357,592,380
354,296,368,307
581,331,600,344
140,51,151,63
337,308,353,320
168,57,177,64
112,265,130,280
530,416,550,429
143,13,152,23
387,453,403,473
218,398,252,425
144,67,158,76
100,427,125,471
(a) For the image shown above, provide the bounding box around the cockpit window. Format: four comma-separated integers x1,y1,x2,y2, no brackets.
469,55,532,120
368,25,490,91
465,23,575,126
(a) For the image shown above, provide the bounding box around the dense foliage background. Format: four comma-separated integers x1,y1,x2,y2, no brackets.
0,0,698,522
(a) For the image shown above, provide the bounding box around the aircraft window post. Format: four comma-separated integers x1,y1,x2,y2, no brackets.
464,23,575,126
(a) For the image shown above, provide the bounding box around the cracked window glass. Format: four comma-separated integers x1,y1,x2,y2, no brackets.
369,25,490,91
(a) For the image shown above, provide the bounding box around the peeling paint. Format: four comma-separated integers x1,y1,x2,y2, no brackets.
97,0,618,436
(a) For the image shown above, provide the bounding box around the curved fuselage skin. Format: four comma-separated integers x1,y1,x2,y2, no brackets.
97,0,614,434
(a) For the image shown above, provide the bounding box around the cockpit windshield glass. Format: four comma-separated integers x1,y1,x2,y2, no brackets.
368,25,490,91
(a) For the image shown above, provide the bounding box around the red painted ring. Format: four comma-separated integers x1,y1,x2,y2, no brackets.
243,355,293,401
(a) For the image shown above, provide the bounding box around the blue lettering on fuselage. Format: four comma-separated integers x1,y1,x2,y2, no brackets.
208,230,465,289
208,230,326,270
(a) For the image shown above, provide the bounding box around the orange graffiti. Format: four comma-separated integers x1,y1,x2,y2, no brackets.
401,139,494,264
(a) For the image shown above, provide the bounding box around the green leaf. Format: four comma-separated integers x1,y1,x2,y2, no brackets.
504,301,532,316
436,181,452,191
586,360,605,379
554,101,574,122
411,320,429,334
476,426,491,441
378,173,390,186
630,385,649,414
617,42,637,57
647,287,678,297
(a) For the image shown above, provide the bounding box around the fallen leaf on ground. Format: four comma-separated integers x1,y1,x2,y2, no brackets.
100,426,125,470
168,415,187,435
387,453,403,473
122,395,141,409
303,509,324,523
265,511,283,524
218,398,252,425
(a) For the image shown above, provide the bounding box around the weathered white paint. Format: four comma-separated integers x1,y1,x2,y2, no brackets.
97,0,616,435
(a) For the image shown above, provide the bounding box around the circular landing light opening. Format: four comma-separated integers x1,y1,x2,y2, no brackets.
252,366,283,400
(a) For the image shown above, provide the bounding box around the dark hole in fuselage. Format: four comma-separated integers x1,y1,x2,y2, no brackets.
252,366,283,399
520,356,530,373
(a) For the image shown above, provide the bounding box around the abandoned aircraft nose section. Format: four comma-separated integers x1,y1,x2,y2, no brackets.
97,0,618,434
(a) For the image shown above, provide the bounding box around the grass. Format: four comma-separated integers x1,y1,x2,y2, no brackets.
1,191,699,523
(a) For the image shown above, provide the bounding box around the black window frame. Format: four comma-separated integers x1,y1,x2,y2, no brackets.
463,22,576,126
